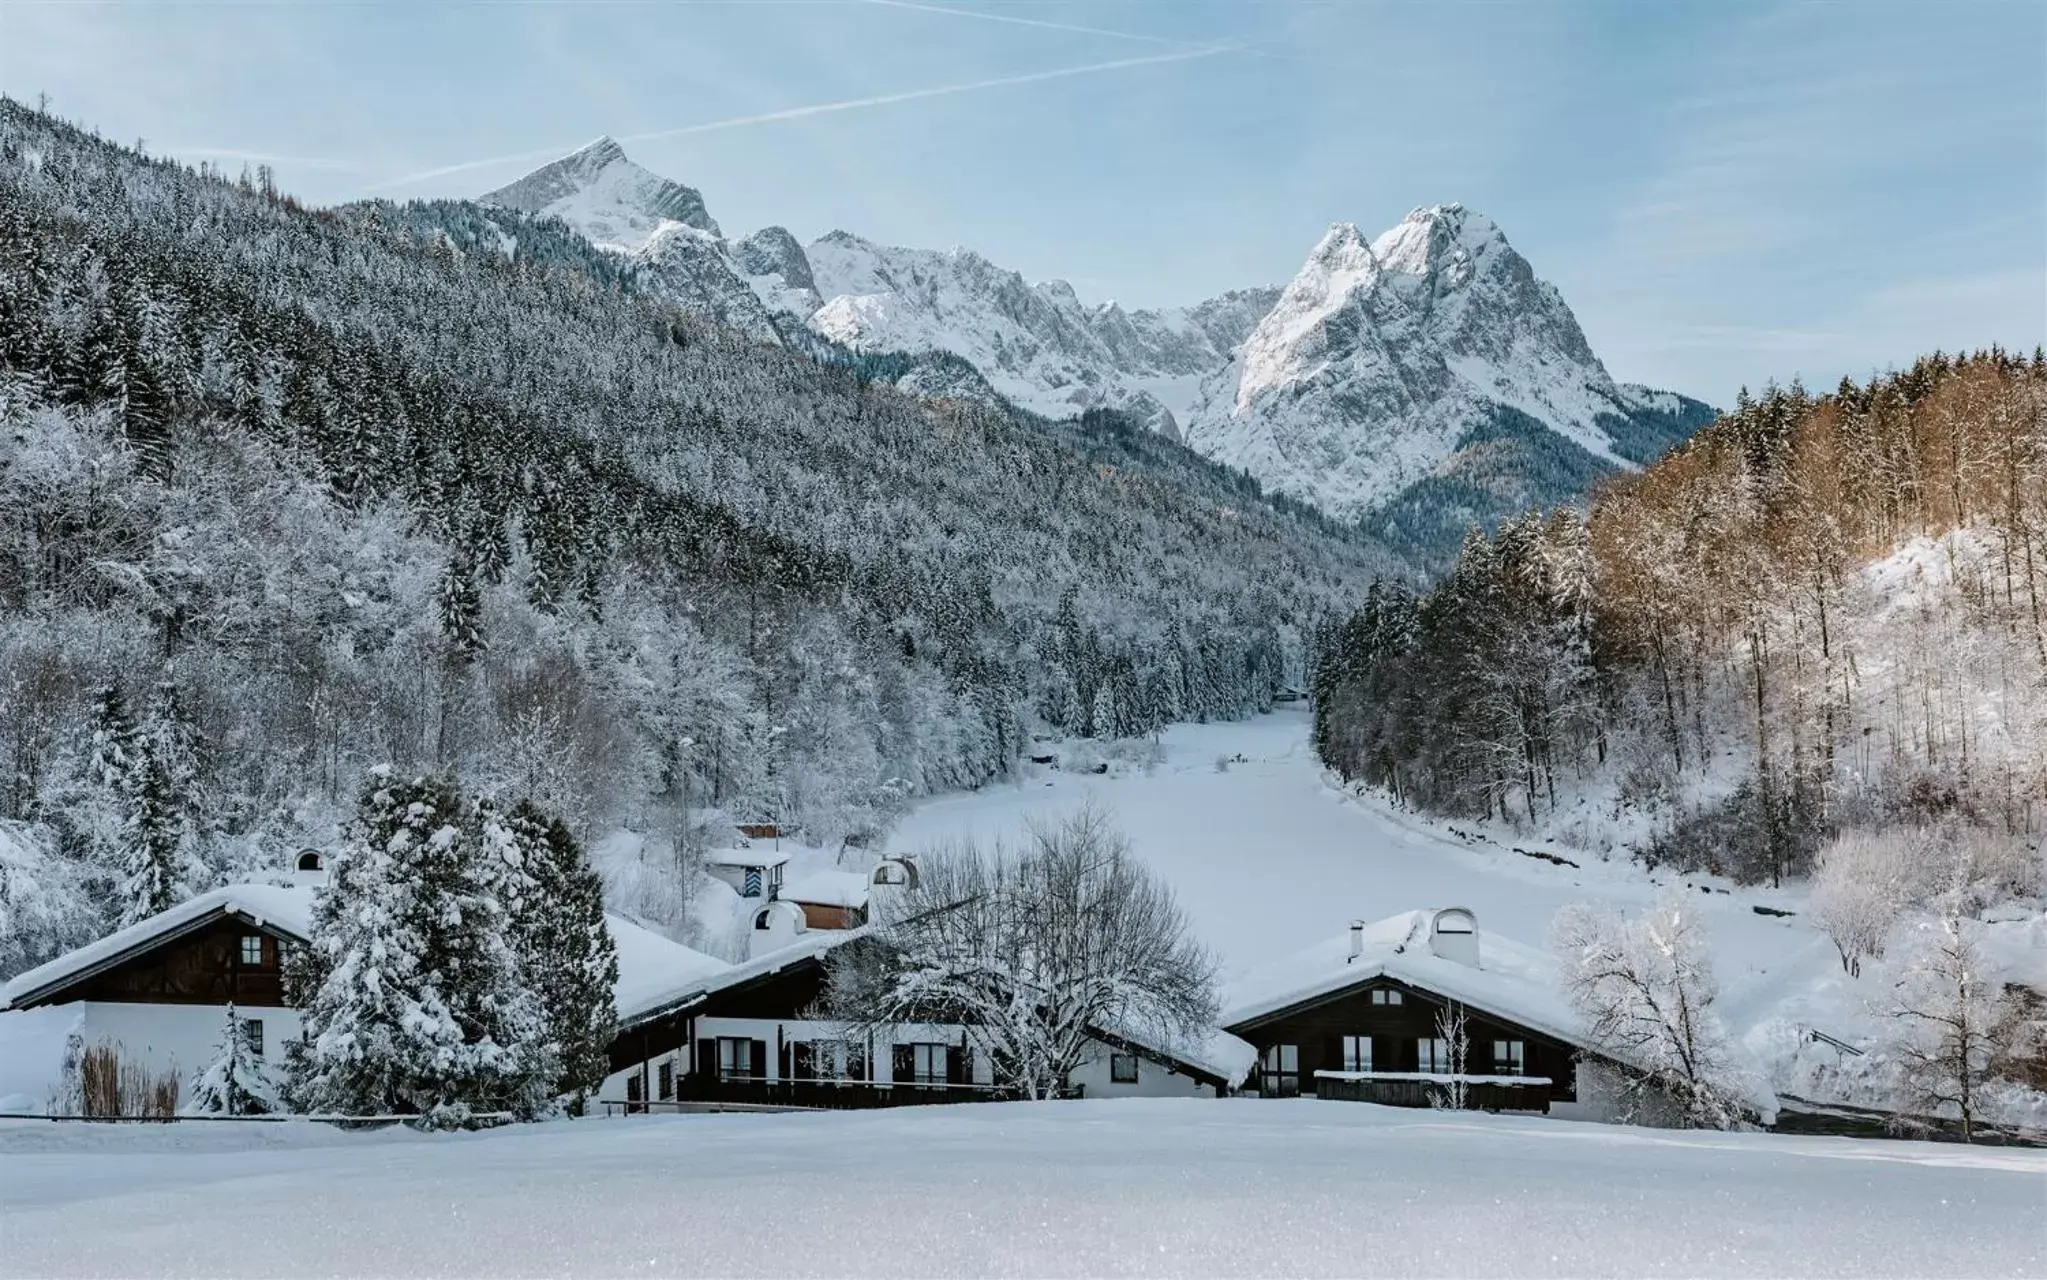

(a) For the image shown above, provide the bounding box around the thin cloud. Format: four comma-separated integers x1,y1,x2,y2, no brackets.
864,0,1301,64
363,44,1231,194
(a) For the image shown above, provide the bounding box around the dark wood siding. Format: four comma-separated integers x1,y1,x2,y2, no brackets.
1227,976,1578,1103
23,915,293,1009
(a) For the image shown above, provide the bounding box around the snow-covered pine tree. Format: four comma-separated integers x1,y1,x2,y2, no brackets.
290,771,553,1127
117,752,183,927
140,673,206,889
185,1003,277,1115
436,549,486,659
486,798,618,1108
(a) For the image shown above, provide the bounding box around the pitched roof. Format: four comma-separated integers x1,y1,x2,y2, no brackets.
618,928,865,1028
3,883,732,1024
1220,909,1588,1051
2,884,315,1010
1090,1021,1259,1090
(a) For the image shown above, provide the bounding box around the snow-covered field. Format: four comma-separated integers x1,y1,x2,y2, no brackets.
2,1101,2039,1278
893,710,1826,1024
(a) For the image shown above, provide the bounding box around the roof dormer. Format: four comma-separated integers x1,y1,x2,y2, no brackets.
1429,907,1480,967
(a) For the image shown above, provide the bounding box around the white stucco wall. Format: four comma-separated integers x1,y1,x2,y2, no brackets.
1066,1040,1216,1099
30,1001,300,1108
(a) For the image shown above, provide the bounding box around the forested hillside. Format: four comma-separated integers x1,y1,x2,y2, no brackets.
0,101,1395,974
1314,352,2047,882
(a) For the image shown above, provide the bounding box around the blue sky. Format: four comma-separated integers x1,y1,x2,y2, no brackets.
5,0,2041,404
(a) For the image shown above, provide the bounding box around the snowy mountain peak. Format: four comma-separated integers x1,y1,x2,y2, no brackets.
1184,204,1707,529
1369,203,1504,279
481,138,720,251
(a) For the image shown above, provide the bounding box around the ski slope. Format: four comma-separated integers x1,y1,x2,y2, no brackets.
2,1101,2039,1278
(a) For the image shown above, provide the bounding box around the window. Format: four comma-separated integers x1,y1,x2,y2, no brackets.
1110,1053,1140,1084
906,1042,949,1085
1259,1044,1300,1097
1341,1035,1372,1073
1417,1037,1452,1074
626,1074,643,1104
1369,988,1403,1006
754,909,774,930
1493,1040,1525,1076
657,1061,674,1100
242,1018,264,1057
239,935,265,967
716,1037,755,1079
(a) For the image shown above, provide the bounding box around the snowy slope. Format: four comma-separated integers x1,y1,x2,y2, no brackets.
890,709,2043,1123
4,1102,2041,1277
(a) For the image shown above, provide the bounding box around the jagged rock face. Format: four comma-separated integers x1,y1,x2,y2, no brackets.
476,144,1712,547
481,136,720,248
1184,204,1665,520
481,139,780,343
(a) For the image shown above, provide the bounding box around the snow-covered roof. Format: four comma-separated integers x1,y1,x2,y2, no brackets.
2,881,732,1026
1221,909,1589,1052
607,916,731,1024
1,884,316,1010
781,870,870,910
1095,1021,1259,1090
703,847,791,870
618,928,866,1029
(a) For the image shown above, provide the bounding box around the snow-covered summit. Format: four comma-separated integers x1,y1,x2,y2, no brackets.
1183,202,1669,521
472,142,1710,546
481,136,720,251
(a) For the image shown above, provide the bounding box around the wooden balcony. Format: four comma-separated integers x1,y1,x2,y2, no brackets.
1312,1071,1552,1112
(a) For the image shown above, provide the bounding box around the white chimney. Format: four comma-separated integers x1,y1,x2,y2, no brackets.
292,849,328,888
1347,919,1365,961
1429,908,1480,967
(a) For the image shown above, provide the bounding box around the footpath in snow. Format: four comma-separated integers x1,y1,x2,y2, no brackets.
2,1100,2041,1279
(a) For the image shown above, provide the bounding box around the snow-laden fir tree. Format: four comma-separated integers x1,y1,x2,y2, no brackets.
117,751,184,927
185,1003,277,1115
288,771,554,1126
483,798,618,1108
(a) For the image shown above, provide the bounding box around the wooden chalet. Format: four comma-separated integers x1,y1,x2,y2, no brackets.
1222,908,1596,1115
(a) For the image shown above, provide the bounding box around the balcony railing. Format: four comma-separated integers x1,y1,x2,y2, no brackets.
643,1075,1036,1111
1312,1070,1552,1112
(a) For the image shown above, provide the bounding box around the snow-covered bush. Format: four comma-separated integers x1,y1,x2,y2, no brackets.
1810,829,1923,976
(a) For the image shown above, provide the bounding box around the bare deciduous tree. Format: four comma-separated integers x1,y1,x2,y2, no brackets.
1428,1001,1470,1110
1883,911,2008,1141
827,804,1217,1100
1552,896,1751,1129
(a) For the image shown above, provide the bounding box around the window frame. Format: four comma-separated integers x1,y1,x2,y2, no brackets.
1341,1034,1373,1074
1259,1043,1300,1097
906,1041,949,1085
242,1017,264,1058
239,934,266,967
1418,1037,1452,1075
716,1036,755,1080
1109,1052,1141,1085
1369,987,1403,1006
1492,1039,1526,1076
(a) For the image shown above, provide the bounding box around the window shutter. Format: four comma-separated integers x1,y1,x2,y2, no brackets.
892,1044,914,1083
696,1039,716,1080
946,1045,968,1086
750,1039,768,1080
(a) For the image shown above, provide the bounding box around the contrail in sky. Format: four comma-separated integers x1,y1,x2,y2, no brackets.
863,0,1301,64
364,44,1230,194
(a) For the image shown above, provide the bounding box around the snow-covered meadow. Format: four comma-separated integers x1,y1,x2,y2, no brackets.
2,1100,2040,1279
